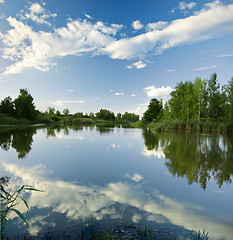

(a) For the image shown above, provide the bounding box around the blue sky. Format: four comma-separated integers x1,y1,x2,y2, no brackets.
0,0,233,116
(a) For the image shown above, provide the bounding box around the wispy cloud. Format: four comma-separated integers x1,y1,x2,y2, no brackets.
216,54,233,57
167,69,176,72
0,0,4,4
131,94,136,97
114,93,125,96
132,20,144,31
195,65,217,71
49,100,84,107
179,2,197,11
84,13,93,19
144,86,173,97
20,2,57,26
171,1,197,14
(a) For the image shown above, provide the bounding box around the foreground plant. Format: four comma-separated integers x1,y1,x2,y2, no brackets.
0,176,41,239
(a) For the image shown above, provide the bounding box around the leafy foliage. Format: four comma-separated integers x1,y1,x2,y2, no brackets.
0,177,42,239
95,109,115,121
14,88,37,120
0,96,15,117
142,98,163,123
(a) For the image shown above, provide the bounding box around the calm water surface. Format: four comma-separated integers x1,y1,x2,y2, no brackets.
0,125,233,239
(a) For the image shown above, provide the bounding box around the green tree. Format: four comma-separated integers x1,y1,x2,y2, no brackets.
55,110,61,117
14,89,36,120
89,112,95,118
47,107,55,116
63,108,70,117
122,112,139,122
142,98,163,123
207,73,222,119
169,82,186,119
116,113,122,120
74,112,84,118
193,77,208,121
95,109,115,121
0,96,15,117
222,77,233,121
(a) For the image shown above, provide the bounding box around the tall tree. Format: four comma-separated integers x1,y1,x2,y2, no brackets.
14,89,36,120
0,96,15,117
63,108,70,117
142,98,163,123
193,77,208,122
207,73,222,119
222,77,233,121
169,81,196,121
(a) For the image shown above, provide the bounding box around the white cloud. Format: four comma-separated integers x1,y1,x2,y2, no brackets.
103,2,233,59
0,17,117,76
68,89,74,92
131,173,144,182
195,65,217,71
142,146,165,159
146,21,168,31
179,2,197,11
49,100,84,107
1,1,233,76
144,86,173,97
127,60,147,69
167,69,176,72
84,13,93,19
114,93,125,96
132,20,144,31
131,94,136,97
0,0,4,3
3,162,233,240
217,53,233,57
20,2,57,26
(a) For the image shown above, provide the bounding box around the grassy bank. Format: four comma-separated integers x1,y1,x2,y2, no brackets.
131,119,233,133
0,114,54,126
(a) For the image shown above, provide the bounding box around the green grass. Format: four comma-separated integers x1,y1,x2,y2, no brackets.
131,120,146,128
136,119,233,133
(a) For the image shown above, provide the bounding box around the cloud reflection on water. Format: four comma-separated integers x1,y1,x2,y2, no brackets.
2,162,233,239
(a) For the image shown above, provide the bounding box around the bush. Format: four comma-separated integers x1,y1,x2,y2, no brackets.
35,115,54,124
73,118,95,125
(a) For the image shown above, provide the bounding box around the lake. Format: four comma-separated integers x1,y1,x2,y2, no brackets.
0,125,233,239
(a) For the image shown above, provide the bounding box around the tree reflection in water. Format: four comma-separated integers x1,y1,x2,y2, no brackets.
142,129,233,190
1,126,232,189
0,127,37,159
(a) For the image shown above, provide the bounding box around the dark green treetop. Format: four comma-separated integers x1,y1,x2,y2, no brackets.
14,88,36,120
142,98,163,123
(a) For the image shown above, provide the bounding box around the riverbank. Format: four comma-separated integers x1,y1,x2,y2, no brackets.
0,114,132,127
131,119,233,133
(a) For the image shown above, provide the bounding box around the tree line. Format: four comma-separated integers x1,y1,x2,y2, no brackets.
143,73,233,123
0,89,139,123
